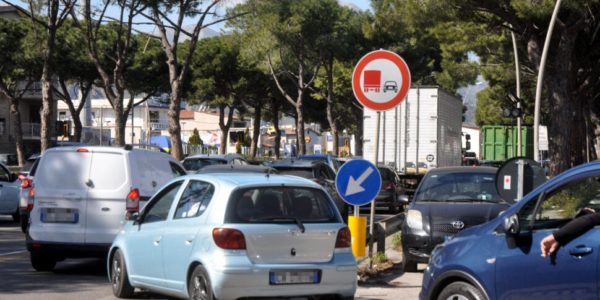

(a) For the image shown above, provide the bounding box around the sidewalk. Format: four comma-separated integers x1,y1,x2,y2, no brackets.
354,234,423,300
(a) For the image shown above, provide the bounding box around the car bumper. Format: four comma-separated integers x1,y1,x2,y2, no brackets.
402,228,444,264
26,234,110,258
206,252,357,299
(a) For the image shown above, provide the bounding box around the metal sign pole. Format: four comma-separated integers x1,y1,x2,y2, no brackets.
368,111,380,269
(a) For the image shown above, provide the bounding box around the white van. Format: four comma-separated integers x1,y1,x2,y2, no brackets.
26,146,186,271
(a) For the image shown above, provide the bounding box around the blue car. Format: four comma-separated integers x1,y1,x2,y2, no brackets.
421,161,600,300
108,173,356,299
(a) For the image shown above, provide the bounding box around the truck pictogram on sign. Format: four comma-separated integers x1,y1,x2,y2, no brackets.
363,70,381,92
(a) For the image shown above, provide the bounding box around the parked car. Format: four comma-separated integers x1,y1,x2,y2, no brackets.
26,146,186,271
398,173,425,204
108,173,356,299
420,161,600,300
0,162,20,221
270,159,349,222
370,165,403,213
298,154,343,171
17,154,41,232
0,153,18,167
401,166,510,272
182,154,248,172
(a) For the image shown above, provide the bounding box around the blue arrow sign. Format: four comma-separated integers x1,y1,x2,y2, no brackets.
335,159,381,206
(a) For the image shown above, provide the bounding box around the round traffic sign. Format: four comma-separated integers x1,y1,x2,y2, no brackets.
352,50,411,111
335,159,382,206
495,157,547,203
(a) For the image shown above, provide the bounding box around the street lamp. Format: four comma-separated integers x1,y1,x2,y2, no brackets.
534,0,563,162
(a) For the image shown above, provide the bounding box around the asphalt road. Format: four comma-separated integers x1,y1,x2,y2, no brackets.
0,214,423,300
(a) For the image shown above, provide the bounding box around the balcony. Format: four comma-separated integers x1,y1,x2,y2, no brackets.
150,120,169,130
22,122,40,139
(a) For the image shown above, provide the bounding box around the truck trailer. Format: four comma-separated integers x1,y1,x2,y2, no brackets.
363,86,463,172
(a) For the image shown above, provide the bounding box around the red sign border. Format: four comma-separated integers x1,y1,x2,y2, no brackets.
352,50,411,111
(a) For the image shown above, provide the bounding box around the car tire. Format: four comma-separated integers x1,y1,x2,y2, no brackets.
111,249,135,298
402,251,417,272
188,265,214,300
12,210,20,222
340,296,355,300
437,281,485,300
30,251,56,272
20,216,27,233
388,201,398,214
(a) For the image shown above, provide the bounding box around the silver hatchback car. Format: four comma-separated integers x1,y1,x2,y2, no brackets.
108,173,357,300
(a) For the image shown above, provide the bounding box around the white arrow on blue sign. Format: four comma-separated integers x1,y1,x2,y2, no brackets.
335,159,382,206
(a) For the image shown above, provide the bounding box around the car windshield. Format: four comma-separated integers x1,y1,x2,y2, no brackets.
225,187,337,223
182,158,226,171
415,171,503,202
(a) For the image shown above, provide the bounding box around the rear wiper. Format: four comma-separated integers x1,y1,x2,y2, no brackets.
252,216,305,233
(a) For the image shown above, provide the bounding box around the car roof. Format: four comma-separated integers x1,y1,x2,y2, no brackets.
427,166,497,174
270,159,327,168
185,153,243,160
299,154,338,159
198,164,278,174
182,172,321,190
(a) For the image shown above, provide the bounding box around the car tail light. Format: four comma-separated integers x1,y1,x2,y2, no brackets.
384,182,395,190
76,148,89,153
335,227,351,248
20,177,32,189
27,188,35,212
212,228,246,250
126,188,140,212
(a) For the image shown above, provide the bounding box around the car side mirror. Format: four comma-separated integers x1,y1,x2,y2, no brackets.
398,194,410,203
127,211,140,224
503,214,520,236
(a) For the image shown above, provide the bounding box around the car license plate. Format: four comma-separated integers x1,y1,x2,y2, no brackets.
41,208,79,223
269,270,320,285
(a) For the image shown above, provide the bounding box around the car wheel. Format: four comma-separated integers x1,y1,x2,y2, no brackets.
20,216,28,233
188,265,214,300
402,251,417,272
340,296,355,300
30,251,56,272
12,210,20,222
111,249,135,298
437,281,485,300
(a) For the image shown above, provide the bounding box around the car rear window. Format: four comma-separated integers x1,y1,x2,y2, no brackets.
274,168,314,179
36,151,91,190
225,187,338,223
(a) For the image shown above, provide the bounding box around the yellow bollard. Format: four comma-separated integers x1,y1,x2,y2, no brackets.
348,215,367,257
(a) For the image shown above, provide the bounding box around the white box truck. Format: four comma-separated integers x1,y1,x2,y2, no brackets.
363,87,462,172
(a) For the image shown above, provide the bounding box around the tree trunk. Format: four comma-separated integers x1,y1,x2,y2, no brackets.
250,106,261,158
9,97,25,167
168,87,183,159
325,62,338,155
218,104,234,155
296,103,306,155
273,107,281,159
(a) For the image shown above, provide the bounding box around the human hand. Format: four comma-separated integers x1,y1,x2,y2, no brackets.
540,234,559,257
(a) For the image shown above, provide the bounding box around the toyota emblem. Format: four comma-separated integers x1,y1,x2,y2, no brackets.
451,220,465,230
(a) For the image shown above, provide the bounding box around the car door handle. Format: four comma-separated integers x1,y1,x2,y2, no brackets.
153,237,162,246
569,245,593,257
185,239,194,245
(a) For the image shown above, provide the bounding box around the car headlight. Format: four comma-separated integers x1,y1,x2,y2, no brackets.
406,209,423,230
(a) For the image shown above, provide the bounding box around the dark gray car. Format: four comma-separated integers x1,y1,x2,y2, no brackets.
401,166,512,272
